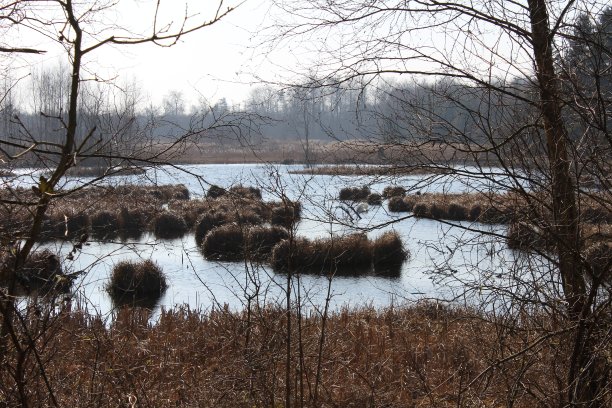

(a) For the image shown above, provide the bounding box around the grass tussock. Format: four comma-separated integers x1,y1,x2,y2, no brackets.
107,259,167,301
206,184,227,198
506,222,554,251
387,196,413,212
153,211,188,240
1,303,601,407
201,224,247,261
90,210,120,240
246,225,290,260
338,185,371,201
19,250,66,292
584,242,611,284
372,231,409,270
382,185,406,198
367,192,383,206
0,250,74,293
270,200,302,228
228,185,262,200
194,211,230,245
271,232,408,275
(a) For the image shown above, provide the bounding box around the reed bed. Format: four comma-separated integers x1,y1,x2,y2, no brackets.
0,302,592,407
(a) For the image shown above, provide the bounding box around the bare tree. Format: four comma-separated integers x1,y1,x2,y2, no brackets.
0,0,238,402
268,0,611,405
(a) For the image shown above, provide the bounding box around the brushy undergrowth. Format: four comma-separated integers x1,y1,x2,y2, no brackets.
7,250,73,293
1,302,604,407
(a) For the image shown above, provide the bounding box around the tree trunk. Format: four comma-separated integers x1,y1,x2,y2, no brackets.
527,0,603,405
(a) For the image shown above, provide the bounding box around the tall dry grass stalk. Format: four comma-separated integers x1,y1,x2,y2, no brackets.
0,302,598,407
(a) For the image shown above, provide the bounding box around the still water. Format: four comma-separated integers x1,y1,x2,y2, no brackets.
25,164,523,315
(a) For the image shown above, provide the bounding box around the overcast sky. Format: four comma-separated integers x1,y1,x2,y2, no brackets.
5,0,288,109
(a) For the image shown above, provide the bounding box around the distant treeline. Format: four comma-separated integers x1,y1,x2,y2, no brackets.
0,6,609,165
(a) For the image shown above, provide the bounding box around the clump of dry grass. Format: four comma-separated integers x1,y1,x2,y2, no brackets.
372,231,409,270
153,211,188,240
338,185,371,201
382,185,406,198
388,196,413,212
367,193,383,205
17,250,69,293
90,210,120,240
584,242,611,284
207,184,227,198
118,206,149,239
107,259,167,301
271,235,372,273
271,232,408,275
270,200,302,228
506,222,554,251
201,224,247,261
194,211,230,245
246,225,290,260
229,185,262,200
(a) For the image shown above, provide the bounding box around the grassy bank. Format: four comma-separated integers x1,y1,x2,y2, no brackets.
1,302,598,407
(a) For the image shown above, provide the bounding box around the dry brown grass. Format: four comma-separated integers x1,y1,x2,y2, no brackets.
1,302,602,407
